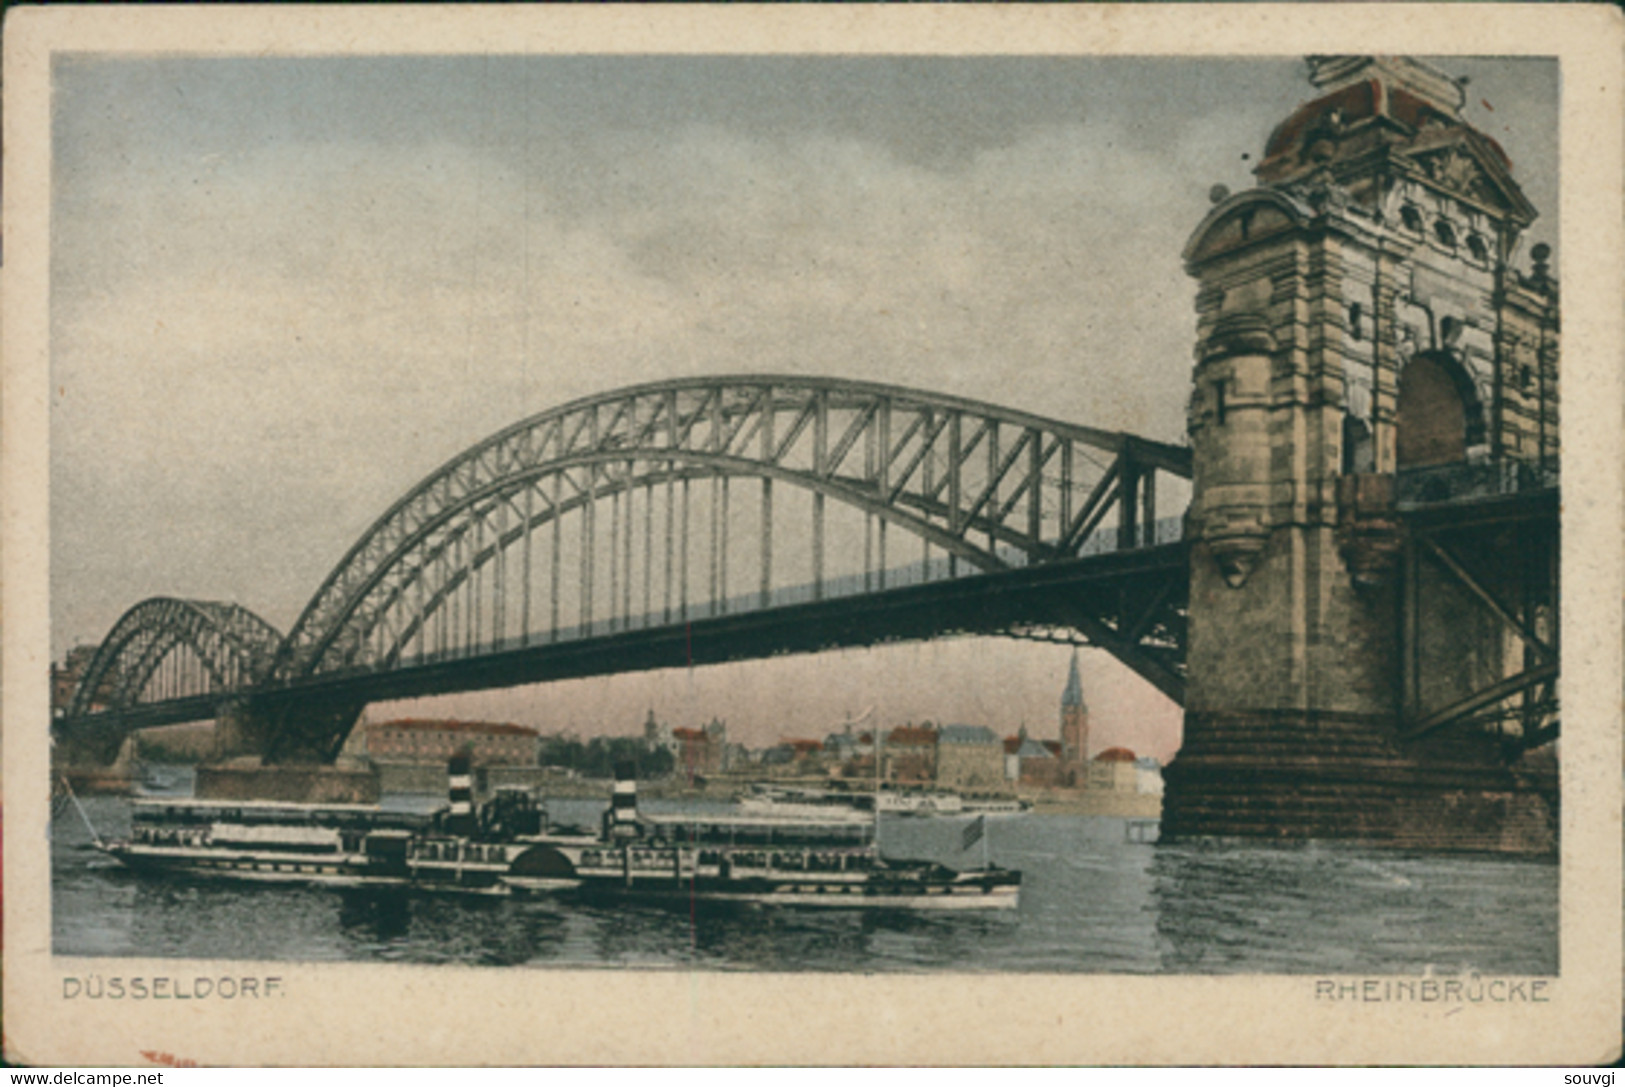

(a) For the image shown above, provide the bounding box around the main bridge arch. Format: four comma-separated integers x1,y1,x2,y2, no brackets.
267,375,1190,685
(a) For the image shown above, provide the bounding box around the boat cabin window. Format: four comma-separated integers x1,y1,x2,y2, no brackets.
364,835,408,857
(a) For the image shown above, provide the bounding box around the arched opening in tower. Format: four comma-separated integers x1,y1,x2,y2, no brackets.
1396,354,1470,469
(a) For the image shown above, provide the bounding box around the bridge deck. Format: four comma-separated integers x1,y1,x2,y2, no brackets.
62,541,1189,742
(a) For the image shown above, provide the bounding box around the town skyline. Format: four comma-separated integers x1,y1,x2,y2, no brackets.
367,640,1178,759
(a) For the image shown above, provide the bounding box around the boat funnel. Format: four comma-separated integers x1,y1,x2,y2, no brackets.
608,759,640,840
446,752,476,836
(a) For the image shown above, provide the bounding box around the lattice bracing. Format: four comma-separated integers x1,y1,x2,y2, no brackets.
265,376,1190,685
62,598,283,720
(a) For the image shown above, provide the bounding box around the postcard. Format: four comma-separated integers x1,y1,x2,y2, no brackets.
5,4,1621,1067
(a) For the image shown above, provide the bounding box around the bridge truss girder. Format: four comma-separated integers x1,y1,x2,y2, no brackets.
61,544,1191,765
1399,490,1559,753
239,544,1189,762
268,376,1190,685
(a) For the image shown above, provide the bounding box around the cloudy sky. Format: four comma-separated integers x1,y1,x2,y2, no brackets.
49,54,1558,757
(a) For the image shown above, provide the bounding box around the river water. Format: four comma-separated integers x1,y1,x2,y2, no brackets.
52,771,1557,974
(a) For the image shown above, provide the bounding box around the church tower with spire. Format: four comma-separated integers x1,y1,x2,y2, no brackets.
1059,650,1089,778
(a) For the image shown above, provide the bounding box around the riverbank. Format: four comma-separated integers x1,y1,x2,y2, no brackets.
1024,789,1161,818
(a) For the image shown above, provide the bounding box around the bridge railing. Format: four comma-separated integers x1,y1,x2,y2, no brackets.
1396,459,1560,509
389,514,1187,672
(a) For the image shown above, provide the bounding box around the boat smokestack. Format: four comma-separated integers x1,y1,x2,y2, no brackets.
609,759,640,839
447,752,476,836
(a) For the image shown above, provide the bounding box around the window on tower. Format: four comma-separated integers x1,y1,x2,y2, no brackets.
1342,415,1374,474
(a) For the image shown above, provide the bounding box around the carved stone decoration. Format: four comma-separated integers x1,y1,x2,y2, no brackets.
1396,322,1421,363
1287,175,1351,215
1345,380,1372,422
1208,510,1270,588
1417,148,1498,207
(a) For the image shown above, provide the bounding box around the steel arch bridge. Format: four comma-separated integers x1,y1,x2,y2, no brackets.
56,376,1193,763
57,597,284,762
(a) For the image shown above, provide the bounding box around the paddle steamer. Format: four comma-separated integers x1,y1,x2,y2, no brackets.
98,760,1020,909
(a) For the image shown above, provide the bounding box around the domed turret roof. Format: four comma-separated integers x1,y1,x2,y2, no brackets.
1248,55,1535,230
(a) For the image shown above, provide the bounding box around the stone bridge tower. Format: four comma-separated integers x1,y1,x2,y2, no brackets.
1162,56,1560,852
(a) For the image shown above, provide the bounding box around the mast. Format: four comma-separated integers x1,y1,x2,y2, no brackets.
60,775,104,849
872,715,882,854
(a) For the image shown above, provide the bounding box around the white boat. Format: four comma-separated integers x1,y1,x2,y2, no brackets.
877,790,964,816
736,784,876,822
742,784,1029,819
960,796,1033,816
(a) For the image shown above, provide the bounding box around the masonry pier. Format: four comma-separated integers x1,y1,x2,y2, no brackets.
1161,56,1559,853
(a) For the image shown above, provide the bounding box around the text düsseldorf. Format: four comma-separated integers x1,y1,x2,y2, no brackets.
62,975,283,1000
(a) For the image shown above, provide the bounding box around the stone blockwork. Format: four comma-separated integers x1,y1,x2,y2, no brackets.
1162,710,1557,853
1185,515,1401,721
1165,56,1559,853
195,760,381,805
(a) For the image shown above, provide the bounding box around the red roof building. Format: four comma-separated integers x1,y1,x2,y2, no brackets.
362,719,539,767
1004,730,1063,787
1088,746,1139,792
672,726,722,778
